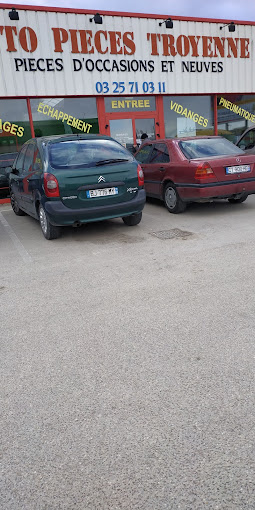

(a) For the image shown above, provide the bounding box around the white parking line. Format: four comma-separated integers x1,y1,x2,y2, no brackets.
0,212,32,262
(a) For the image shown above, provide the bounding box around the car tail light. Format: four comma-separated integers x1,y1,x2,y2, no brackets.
195,162,215,180
44,173,60,197
137,164,144,186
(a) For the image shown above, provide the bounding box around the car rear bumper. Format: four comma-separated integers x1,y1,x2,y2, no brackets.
43,189,146,226
177,179,255,201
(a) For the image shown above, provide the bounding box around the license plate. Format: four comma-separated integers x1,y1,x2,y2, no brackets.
226,165,251,174
86,187,118,198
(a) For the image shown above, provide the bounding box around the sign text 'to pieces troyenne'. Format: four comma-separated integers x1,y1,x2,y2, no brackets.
0,12,253,97
0,26,250,58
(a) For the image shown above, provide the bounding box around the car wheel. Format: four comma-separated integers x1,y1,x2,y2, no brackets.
228,194,248,204
10,191,26,216
39,204,61,240
122,212,142,226
163,183,186,213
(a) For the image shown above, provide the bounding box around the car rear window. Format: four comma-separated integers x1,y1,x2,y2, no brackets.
179,138,244,159
48,139,133,169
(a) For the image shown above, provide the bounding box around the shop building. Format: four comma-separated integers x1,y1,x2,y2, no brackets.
0,3,255,198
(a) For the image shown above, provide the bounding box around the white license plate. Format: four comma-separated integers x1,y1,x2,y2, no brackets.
226,165,251,174
86,187,118,198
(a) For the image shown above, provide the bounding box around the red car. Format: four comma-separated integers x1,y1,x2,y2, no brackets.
135,136,255,213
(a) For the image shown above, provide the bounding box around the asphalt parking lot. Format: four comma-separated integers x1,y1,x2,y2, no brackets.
1,197,255,509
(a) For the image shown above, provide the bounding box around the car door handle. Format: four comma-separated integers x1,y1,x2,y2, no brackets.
159,167,165,171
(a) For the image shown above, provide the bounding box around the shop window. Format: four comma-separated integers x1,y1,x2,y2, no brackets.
0,99,31,163
163,96,214,138
30,98,99,138
217,94,255,144
105,96,156,113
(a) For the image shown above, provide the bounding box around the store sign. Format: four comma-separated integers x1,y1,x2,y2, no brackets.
0,10,253,96
171,101,208,127
218,96,255,123
37,102,93,132
111,99,151,109
0,119,24,136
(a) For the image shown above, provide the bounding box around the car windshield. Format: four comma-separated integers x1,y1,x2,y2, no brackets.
48,139,133,169
179,138,244,159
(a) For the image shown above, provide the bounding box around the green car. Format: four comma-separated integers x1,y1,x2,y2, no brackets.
9,134,146,240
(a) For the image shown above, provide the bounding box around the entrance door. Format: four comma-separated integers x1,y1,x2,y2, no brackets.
108,116,156,153
101,95,164,150
109,118,134,152
134,118,155,146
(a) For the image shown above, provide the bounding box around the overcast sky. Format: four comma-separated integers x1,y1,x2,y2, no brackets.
9,0,255,22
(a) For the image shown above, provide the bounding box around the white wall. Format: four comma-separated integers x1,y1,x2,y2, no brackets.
0,8,253,97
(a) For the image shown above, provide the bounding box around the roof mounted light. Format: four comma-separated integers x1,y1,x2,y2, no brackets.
90,13,103,25
159,18,173,29
220,22,235,32
9,7,19,21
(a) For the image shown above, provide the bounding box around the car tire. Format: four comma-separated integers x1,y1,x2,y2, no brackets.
163,183,186,213
228,194,248,204
39,204,61,240
122,212,142,226
10,191,26,216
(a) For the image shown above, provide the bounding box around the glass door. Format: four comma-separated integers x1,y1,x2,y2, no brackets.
109,117,156,153
109,118,134,152
103,94,163,151
135,118,155,148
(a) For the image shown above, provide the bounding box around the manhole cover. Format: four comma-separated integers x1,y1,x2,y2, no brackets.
151,228,194,240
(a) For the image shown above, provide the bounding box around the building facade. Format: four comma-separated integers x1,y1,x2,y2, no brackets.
0,3,255,197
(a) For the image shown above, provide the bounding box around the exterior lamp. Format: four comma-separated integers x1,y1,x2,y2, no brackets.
90,13,103,24
220,22,235,32
159,18,173,29
9,7,19,20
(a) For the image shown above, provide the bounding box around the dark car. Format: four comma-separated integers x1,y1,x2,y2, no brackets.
0,152,18,196
135,136,255,213
9,134,146,239
236,127,255,154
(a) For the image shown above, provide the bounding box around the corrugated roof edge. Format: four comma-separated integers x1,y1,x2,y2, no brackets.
0,3,254,25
